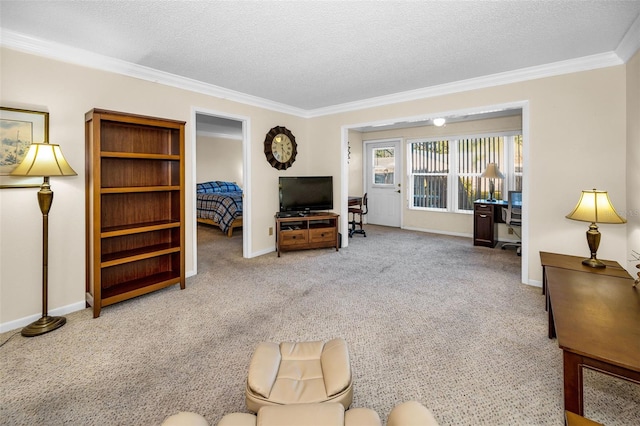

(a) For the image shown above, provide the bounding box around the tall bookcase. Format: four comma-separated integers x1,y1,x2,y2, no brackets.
85,109,185,318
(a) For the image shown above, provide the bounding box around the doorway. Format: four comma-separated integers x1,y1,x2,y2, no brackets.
343,101,529,285
192,108,250,275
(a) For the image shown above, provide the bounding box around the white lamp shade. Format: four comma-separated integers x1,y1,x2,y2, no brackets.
480,163,504,179
10,143,77,177
566,189,626,224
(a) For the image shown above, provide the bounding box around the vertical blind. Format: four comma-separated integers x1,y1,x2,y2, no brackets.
410,135,521,211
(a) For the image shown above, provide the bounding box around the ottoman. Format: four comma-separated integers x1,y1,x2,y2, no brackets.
216,401,440,426
245,338,353,412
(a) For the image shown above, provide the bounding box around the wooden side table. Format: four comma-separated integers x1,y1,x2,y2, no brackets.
540,252,630,302
547,268,639,415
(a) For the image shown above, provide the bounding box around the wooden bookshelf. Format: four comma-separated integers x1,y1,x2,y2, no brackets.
85,109,185,318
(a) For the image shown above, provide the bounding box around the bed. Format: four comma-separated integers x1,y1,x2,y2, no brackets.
196,181,243,237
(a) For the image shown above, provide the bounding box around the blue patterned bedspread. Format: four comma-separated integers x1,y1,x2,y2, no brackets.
196,191,243,233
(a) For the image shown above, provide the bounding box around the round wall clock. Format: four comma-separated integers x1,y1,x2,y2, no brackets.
264,126,297,170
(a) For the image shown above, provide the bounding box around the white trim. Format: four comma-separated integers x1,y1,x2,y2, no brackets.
0,301,85,334
195,130,243,140
520,101,531,286
307,53,623,117
616,12,640,62
0,29,630,118
341,126,351,245
402,226,473,240
191,107,252,269
0,29,307,117
528,279,543,289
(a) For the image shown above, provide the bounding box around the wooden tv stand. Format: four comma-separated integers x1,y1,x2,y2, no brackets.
275,212,339,257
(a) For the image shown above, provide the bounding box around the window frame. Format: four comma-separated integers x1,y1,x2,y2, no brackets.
371,144,398,188
407,130,522,214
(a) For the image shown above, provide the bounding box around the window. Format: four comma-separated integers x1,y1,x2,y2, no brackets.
373,146,395,185
408,133,522,212
410,140,448,209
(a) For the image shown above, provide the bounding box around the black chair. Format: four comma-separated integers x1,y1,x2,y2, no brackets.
349,193,368,237
501,191,522,255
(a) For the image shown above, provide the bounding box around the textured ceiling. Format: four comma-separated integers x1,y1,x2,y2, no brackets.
1,1,639,112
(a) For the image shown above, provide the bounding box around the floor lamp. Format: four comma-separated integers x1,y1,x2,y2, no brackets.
10,142,77,337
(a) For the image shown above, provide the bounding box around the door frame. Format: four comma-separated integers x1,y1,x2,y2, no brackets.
190,107,251,276
341,100,529,286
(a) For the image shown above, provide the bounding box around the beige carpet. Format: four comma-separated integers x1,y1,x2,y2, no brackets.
1,225,638,425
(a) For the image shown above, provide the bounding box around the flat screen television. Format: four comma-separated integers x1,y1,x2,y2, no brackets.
279,176,333,214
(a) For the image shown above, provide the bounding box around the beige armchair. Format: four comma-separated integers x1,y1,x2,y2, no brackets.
245,338,353,412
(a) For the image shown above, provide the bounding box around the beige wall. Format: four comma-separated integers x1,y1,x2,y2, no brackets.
196,135,243,187
312,65,629,285
627,50,640,274
0,46,636,329
0,48,308,328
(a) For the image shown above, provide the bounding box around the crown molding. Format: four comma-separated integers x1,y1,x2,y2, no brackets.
0,28,630,119
306,52,624,117
0,29,308,117
616,12,640,62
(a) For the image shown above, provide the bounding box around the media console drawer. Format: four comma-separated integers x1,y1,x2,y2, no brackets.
280,230,308,246
309,228,336,243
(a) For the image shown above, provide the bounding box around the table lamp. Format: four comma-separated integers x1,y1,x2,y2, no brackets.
10,142,77,336
565,189,626,269
480,163,504,202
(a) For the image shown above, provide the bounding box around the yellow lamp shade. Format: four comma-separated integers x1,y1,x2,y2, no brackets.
566,189,626,224
10,143,77,177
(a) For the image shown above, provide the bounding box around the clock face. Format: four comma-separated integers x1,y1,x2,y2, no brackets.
264,126,297,170
271,134,293,163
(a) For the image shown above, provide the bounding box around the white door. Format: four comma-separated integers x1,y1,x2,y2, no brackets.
365,140,402,227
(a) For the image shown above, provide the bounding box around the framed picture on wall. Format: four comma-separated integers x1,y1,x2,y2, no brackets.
0,107,49,188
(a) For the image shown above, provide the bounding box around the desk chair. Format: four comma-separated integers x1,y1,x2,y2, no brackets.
349,193,368,237
501,191,522,256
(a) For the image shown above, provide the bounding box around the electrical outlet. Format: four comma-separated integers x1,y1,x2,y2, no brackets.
269,227,273,236
508,227,514,234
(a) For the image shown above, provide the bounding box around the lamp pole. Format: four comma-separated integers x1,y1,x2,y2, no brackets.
21,176,66,337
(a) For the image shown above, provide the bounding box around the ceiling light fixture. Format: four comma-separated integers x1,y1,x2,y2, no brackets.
433,118,446,127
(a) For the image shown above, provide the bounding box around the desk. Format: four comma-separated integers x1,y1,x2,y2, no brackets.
540,251,630,321
546,267,640,415
473,199,508,247
348,196,362,207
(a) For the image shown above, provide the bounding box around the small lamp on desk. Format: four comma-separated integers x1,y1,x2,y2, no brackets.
565,189,626,269
480,163,504,202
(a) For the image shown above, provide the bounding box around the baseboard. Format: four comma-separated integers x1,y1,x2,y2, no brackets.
250,246,276,258
528,279,542,288
401,226,472,239
0,301,86,334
